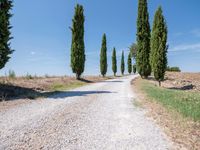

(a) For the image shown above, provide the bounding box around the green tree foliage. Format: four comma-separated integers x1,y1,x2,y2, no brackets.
166,66,180,72
0,0,14,70
133,64,137,74
150,6,168,86
112,47,117,76
70,4,85,80
100,34,107,77
136,0,151,78
129,43,137,59
127,53,132,74
121,51,125,75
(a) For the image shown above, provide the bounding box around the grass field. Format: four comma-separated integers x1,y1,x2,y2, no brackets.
139,79,200,121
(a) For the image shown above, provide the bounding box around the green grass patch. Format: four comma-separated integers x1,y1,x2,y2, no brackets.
140,80,200,121
50,81,86,91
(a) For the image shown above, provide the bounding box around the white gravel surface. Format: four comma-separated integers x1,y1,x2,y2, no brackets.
0,75,173,150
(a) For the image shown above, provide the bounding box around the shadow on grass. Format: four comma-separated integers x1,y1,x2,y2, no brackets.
78,78,94,83
0,83,113,101
168,84,194,91
0,84,42,101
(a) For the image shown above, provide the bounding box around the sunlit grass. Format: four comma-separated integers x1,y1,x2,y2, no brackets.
50,81,86,91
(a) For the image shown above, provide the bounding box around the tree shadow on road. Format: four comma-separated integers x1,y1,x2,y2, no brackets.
0,83,113,101
47,90,113,99
100,80,123,83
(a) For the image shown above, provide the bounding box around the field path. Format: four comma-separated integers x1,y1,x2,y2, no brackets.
0,75,173,150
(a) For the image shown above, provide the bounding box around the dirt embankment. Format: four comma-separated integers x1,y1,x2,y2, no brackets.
150,72,200,92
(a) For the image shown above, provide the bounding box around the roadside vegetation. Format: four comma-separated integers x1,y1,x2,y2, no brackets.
133,76,200,149
139,79,200,121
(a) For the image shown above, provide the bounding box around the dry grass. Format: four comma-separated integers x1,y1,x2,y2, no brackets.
132,77,200,150
0,75,115,101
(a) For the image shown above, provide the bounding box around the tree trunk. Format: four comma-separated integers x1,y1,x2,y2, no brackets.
144,76,148,79
159,81,161,87
76,74,81,80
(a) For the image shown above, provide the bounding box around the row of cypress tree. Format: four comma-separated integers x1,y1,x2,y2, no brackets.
0,1,167,81
71,5,135,79
101,34,134,77
136,0,168,86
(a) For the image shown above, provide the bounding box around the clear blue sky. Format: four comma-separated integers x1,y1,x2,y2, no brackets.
1,0,200,76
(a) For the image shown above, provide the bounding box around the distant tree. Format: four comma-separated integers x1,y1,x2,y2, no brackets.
121,51,125,75
112,47,117,76
0,0,14,70
166,66,180,72
150,6,168,86
100,34,107,77
136,0,151,78
127,53,132,74
133,64,137,74
70,4,85,80
129,43,137,59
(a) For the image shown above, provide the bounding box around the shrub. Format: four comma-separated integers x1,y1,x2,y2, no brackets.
166,66,181,72
26,73,34,79
8,70,16,78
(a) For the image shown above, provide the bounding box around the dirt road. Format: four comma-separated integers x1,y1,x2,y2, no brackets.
0,75,173,150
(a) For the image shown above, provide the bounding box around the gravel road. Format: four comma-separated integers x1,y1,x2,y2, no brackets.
0,75,173,150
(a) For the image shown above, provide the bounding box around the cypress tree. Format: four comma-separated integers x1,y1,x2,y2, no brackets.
133,64,137,74
129,43,137,60
0,0,14,70
136,0,151,78
112,47,117,76
100,34,107,77
70,4,85,80
150,6,168,86
127,53,132,74
121,51,125,75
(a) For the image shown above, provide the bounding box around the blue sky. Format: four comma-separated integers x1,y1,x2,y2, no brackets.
1,0,200,76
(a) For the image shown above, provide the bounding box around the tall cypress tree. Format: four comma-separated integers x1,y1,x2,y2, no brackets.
136,0,151,78
127,53,132,74
70,4,85,80
0,0,14,70
100,34,107,77
112,47,117,76
133,64,137,74
121,51,125,75
150,6,168,86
